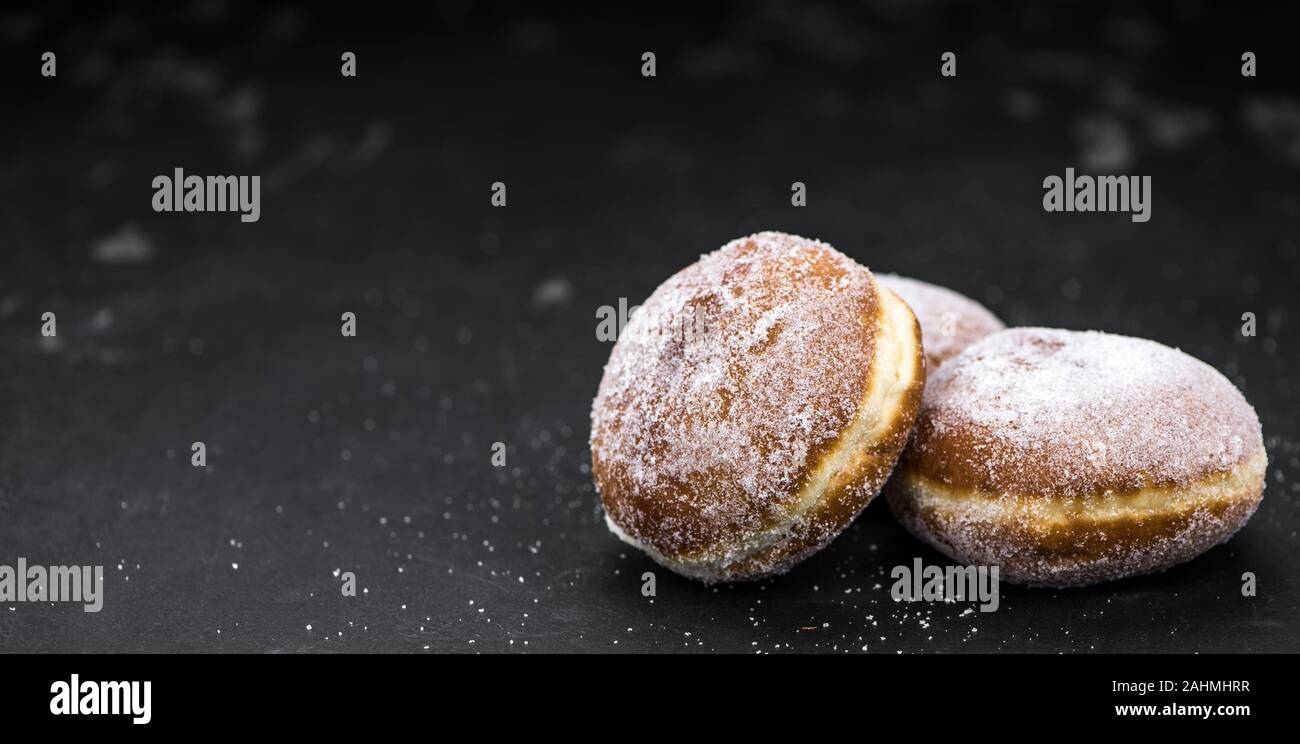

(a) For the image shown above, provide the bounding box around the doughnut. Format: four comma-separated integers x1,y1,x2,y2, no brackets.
887,327,1267,587
876,273,1005,370
590,231,925,582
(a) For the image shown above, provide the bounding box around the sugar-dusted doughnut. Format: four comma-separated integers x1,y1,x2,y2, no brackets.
876,273,1005,370
590,232,925,582
887,327,1267,587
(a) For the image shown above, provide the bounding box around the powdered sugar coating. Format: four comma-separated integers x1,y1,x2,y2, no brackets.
876,274,1005,370
890,327,1267,586
589,232,888,575
908,327,1265,495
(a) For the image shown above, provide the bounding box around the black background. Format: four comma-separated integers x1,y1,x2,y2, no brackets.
1,1,1297,653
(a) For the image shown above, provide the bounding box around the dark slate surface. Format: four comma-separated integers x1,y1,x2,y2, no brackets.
0,2,1297,652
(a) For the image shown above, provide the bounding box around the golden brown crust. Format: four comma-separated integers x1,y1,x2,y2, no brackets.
695,285,926,580
591,232,925,582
